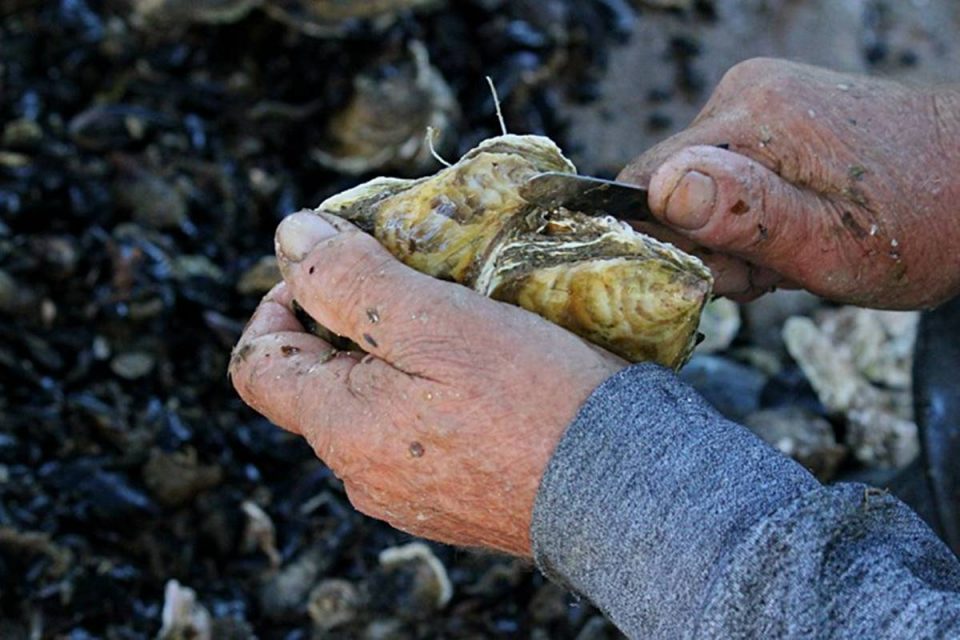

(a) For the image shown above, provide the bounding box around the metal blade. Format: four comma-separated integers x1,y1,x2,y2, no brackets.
519,172,653,221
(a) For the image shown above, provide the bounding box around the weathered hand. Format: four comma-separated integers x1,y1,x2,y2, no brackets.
229,212,625,556
620,58,960,308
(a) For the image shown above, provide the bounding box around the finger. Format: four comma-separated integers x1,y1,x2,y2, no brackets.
645,145,849,285
719,265,787,303
231,331,348,432
239,282,301,341
627,220,781,299
617,112,746,189
274,210,480,372
230,281,364,433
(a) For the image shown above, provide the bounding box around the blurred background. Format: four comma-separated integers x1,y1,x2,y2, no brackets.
2,0,960,638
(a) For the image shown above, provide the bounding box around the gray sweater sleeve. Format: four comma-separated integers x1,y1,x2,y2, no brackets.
532,363,960,639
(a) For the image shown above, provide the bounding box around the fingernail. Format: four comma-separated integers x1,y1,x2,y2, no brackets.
276,212,337,262
664,171,716,230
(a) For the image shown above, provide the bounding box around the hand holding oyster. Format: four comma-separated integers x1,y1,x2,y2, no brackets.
309,134,713,369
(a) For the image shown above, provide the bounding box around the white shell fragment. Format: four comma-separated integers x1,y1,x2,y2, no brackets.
241,500,281,568
307,579,363,631
783,307,919,468
378,542,453,610
695,297,741,353
157,580,212,640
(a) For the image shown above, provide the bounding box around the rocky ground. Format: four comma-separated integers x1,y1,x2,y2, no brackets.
1,1,958,638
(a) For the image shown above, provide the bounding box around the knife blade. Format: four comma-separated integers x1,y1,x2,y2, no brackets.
519,172,653,222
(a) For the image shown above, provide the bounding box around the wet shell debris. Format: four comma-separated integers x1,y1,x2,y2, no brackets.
6,0,940,636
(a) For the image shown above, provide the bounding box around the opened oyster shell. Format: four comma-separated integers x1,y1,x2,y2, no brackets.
314,134,713,369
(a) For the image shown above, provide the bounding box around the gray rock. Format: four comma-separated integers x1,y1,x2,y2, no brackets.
742,290,822,353
744,407,846,481
679,354,766,422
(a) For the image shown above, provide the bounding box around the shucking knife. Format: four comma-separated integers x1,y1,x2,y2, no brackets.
519,172,653,222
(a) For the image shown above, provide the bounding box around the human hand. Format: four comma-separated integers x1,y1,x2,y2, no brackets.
620,58,960,309
229,212,625,556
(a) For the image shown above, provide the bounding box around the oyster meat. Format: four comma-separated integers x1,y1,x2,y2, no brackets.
314,134,713,369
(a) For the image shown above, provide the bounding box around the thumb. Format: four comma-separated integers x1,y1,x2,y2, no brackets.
647,145,837,279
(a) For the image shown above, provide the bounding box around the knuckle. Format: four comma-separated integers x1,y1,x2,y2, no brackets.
344,483,381,519
720,59,802,121
721,57,784,89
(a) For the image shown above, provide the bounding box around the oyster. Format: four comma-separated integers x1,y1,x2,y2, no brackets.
311,42,458,176
133,0,437,34
313,134,712,369
264,0,439,37
132,0,262,26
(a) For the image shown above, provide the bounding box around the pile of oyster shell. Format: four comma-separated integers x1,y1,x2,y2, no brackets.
313,134,713,369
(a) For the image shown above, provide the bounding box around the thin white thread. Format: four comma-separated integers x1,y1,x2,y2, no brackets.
485,75,507,136
424,126,452,167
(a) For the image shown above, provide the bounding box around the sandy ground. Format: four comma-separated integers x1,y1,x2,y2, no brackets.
562,0,960,175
